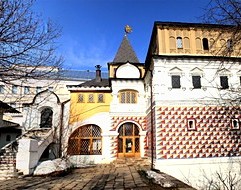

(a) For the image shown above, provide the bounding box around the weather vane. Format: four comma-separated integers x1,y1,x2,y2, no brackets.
125,25,132,35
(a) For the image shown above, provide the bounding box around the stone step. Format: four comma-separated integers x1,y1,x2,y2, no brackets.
0,164,15,170
0,155,16,160
0,160,16,165
0,169,18,175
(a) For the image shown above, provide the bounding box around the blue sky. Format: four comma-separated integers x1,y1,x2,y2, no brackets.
33,0,210,71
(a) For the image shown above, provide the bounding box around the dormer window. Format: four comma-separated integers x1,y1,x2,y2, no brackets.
202,38,209,50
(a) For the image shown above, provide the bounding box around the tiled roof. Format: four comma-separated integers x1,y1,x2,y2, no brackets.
0,120,20,128
113,35,139,63
68,78,110,88
0,101,20,113
58,69,108,80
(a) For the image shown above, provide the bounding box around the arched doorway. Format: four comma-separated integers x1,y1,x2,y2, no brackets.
118,122,140,158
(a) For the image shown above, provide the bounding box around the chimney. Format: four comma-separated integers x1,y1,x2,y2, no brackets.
95,65,102,82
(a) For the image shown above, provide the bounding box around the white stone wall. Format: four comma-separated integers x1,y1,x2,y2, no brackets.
155,157,241,189
24,91,61,130
110,80,146,116
152,58,241,106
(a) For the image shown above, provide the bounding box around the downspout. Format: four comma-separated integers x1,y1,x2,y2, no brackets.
59,99,70,158
150,69,154,170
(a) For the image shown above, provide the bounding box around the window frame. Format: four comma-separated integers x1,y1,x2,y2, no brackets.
202,38,209,50
12,85,18,94
40,108,53,128
78,94,84,103
97,93,104,103
88,94,94,103
68,125,102,155
0,85,4,94
176,37,183,49
220,76,229,89
187,118,196,131
171,75,181,89
24,86,30,94
227,39,233,51
36,86,42,94
119,90,138,104
231,118,240,130
192,75,201,89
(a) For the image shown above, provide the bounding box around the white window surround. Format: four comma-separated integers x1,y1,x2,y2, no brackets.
168,67,185,90
189,67,204,77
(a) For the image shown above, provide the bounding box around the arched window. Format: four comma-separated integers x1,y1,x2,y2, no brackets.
40,108,53,128
202,38,209,50
227,39,233,51
176,37,183,49
169,36,176,49
195,38,202,50
68,125,102,155
184,37,190,49
119,90,138,104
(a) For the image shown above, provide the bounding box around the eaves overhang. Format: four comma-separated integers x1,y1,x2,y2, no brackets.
67,86,112,92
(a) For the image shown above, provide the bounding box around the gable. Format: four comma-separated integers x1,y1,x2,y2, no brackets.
116,63,140,78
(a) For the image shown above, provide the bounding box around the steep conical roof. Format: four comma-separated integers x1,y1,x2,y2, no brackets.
113,35,139,63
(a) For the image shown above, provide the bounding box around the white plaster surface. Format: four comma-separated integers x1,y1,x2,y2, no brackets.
155,157,241,189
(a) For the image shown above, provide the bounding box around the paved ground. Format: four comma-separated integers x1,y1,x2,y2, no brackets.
0,159,195,190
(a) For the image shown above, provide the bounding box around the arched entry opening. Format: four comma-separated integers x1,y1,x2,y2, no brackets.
67,124,102,155
118,122,140,158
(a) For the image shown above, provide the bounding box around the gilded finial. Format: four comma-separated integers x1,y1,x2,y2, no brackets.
125,25,132,35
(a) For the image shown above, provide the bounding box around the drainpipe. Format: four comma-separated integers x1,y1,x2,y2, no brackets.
150,69,154,170
59,99,70,158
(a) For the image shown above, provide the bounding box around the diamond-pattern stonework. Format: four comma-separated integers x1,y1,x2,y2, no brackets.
156,106,241,159
111,116,147,131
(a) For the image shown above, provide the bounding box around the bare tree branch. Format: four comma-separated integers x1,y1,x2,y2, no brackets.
0,0,63,86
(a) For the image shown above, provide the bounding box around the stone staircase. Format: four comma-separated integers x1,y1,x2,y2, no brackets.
0,141,20,180
0,128,52,180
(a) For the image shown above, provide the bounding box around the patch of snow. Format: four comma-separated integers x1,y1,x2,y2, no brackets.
146,170,177,188
33,158,72,176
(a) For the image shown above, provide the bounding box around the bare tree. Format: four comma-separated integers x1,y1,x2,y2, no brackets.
203,0,241,57
0,0,62,85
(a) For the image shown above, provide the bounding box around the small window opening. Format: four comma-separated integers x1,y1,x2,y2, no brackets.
202,38,209,50
192,76,201,89
232,119,240,130
220,76,229,89
187,119,196,131
227,39,233,51
171,75,181,88
176,37,183,49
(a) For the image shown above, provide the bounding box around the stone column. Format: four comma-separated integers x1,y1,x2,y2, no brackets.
16,139,38,175
139,131,147,157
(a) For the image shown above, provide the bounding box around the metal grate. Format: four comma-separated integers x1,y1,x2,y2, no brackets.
125,123,133,136
118,138,123,153
67,125,102,155
135,138,140,152
80,139,90,154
